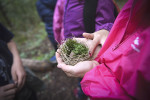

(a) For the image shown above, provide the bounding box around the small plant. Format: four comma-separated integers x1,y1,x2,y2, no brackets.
59,38,90,65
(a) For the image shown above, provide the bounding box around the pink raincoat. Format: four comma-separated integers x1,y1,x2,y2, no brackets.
81,0,150,100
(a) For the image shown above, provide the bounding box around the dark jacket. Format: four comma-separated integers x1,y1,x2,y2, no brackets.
0,23,14,86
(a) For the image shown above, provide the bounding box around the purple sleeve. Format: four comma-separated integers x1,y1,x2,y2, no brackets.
95,0,115,32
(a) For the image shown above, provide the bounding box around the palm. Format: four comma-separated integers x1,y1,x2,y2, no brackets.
56,38,100,78
69,60,96,77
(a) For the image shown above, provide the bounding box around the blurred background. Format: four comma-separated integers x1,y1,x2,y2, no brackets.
0,0,128,100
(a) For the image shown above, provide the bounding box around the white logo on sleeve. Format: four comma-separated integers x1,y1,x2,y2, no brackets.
134,37,139,45
131,37,140,52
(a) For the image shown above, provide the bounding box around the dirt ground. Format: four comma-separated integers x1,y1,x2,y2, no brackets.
36,67,79,100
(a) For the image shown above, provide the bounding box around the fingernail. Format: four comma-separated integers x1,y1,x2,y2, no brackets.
89,52,92,57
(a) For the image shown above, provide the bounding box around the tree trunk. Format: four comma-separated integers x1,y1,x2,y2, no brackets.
22,59,56,72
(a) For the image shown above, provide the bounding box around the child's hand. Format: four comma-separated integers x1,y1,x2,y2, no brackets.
83,29,109,55
56,49,99,78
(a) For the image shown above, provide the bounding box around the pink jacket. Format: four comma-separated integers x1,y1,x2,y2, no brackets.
81,0,150,100
53,0,64,44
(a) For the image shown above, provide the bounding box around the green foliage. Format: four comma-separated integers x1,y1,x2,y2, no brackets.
0,0,40,31
33,50,55,61
0,0,55,61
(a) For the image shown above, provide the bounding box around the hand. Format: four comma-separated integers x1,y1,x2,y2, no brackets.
73,38,101,59
0,83,17,100
11,60,26,91
83,29,109,55
56,50,99,78
7,40,26,91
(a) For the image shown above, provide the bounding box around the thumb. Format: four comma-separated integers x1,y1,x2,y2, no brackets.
82,33,94,39
100,37,107,47
89,40,100,56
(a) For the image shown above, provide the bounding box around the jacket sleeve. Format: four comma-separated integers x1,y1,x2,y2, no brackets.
53,0,64,44
95,0,115,32
81,28,150,100
81,64,132,100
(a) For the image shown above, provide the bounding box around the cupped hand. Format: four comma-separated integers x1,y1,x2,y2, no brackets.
56,49,99,78
83,29,109,55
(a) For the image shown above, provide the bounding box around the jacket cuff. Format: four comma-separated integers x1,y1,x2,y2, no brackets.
96,23,113,32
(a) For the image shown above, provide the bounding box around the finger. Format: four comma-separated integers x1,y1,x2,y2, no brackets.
11,71,18,84
56,50,63,64
57,62,67,69
4,88,17,97
89,40,100,55
64,71,73,77
61,64,76,75
3,84,16,91
17,74,24,90
82,33,94,39
5,95,15,100
21,76,26,89
18,75,26,91
57,64,75,77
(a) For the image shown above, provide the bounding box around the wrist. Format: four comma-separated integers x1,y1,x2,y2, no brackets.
13,57,23,67
92,60,99,69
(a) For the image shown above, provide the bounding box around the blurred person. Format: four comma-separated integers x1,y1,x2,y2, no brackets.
56,0,150,99
53,0,118,99
0,23,38,100
36,0,58,63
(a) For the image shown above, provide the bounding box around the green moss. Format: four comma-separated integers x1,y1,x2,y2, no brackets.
62,38,88,57
73,42,88,56
62,39,76,55
60,38,90,65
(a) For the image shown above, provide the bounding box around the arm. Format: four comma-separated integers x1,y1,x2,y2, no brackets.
7,40,26,91
81,64,132,100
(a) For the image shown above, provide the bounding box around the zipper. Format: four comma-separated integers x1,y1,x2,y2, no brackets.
112,31,137,51
112,0,137,51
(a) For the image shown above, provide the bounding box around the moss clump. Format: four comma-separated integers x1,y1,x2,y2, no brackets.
59,38,90,65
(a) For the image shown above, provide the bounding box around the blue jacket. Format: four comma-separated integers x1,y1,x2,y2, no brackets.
36,0,57,23
36,0,57,33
